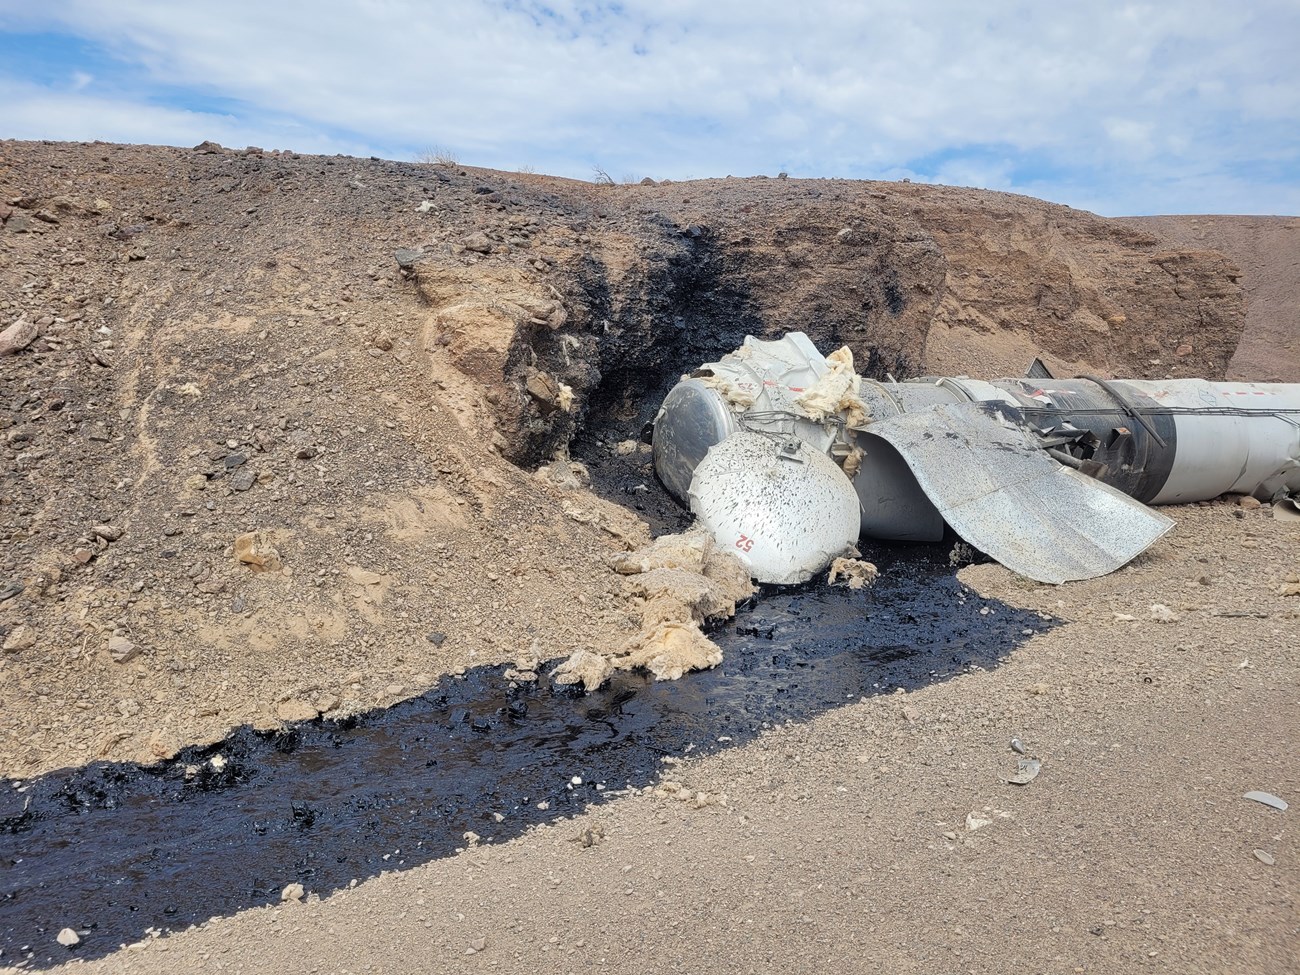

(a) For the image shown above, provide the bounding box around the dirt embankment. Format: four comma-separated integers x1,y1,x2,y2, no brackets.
0,140,1255,779
1124,214,1300,383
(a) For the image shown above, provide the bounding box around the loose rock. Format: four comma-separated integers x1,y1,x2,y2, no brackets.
234,531,281,571
107,636,140,664
3,625,36,652
0,317,39,356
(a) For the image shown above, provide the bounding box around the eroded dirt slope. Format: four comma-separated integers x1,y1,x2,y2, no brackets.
1125,214,1300,383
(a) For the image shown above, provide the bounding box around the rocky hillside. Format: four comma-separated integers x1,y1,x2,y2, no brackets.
0,140,1254,776
1124,214,1300,383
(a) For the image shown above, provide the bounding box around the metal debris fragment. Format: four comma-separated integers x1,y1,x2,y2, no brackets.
1005,757,1042,786
1243,790,1288,811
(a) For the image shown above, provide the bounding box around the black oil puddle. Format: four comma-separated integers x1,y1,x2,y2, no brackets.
0,545,1051,967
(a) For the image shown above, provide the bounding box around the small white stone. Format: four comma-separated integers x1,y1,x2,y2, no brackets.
281,883,305,902
57,928,80,947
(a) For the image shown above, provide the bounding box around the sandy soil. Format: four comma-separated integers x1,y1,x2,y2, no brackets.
1,141,1296,973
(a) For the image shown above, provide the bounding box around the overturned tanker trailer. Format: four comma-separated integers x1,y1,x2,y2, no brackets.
650,333,1300,585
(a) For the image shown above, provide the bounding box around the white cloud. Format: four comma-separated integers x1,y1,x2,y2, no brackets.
0,78,379,156
0,0,1296,214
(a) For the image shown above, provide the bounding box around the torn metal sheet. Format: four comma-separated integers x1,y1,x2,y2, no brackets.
864,403,1175,584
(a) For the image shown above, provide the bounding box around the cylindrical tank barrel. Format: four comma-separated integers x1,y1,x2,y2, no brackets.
651,331,1300,544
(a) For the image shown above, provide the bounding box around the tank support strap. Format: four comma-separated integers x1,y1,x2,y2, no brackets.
1077,375,1168,449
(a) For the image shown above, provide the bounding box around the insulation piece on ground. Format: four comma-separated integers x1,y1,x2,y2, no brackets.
551,648,615,692
553,529,754,691
620,621,722,682
827,557,879,589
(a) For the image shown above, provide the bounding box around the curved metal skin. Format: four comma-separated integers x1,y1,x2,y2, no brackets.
688,432,861,585
852,434,946,542
985,377,1300,503
651,331,1300,583
651,378,738,505
863,402,1174,584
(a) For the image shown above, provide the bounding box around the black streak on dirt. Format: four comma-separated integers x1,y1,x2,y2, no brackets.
0,546,1050,966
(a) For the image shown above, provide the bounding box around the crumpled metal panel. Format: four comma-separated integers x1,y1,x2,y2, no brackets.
866,403,1175,584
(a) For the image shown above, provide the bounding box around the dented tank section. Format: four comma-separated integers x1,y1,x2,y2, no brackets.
651,332,1300,584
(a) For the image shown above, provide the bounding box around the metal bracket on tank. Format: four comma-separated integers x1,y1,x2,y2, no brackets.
1078,374,1168,449
776,439,806,464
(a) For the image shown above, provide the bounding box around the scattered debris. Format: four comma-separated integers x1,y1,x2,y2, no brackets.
1253,849,1275,865
1243,790,1288,811
56,927,80,947
1006,758,1042,786
281,883,305,903
965,811,993,831
1274,499,1300,521
1009,737,1027,755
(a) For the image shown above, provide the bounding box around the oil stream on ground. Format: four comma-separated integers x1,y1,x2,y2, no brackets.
1,546,1051,967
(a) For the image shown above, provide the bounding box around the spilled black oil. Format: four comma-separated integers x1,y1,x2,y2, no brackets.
0,545,1050,967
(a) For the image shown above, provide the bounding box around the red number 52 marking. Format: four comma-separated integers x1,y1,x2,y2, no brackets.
735,534,755,553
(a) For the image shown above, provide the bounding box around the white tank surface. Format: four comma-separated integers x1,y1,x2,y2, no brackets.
653,331,1300,584
1113,379,1300,503
687,431,861,585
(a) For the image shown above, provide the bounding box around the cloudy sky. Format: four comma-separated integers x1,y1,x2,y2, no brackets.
1,1,1297,216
